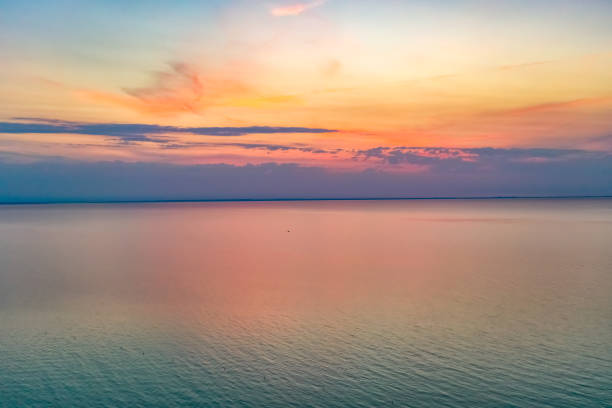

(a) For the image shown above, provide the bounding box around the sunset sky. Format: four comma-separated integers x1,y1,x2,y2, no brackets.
1,0,611,201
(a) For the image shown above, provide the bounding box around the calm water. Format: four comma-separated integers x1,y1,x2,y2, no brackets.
0,199,611,407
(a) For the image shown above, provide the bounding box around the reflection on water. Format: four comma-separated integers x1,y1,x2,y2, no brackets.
1,199,611,407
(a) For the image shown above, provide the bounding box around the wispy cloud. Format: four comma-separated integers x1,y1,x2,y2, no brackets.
269,0,326,16
76,62,251,115
496,96,612,116
74,62,304,114
493,59,556,72
123,62,207,114
0,118,337,144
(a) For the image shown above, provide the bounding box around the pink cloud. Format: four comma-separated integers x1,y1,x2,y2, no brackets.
270,0,326,16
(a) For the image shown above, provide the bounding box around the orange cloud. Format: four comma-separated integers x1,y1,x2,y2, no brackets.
72,62,305,115
122,62,249,114
123,62,206,113
270,0,326,16
498,96,612,116
73,62,258,115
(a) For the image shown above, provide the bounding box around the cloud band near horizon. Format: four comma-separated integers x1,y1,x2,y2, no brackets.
0,156,610,203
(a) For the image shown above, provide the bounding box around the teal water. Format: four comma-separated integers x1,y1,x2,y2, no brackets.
0,199,611,407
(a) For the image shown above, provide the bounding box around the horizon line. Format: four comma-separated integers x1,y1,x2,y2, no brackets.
1,195,611,206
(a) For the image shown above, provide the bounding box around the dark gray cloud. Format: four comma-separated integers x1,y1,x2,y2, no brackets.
354,146,610,168
161,141,343,154
0,118,337,143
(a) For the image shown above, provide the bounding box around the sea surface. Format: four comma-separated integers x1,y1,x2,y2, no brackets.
0,199,611,407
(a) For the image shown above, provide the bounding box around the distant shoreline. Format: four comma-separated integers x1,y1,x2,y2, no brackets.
1,195,611,206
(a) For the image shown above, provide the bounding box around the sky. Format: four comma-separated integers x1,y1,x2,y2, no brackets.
1,0,611,201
